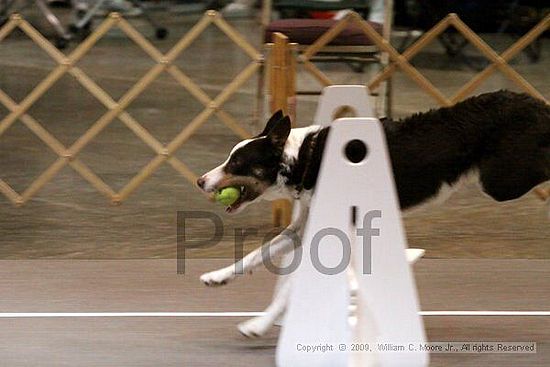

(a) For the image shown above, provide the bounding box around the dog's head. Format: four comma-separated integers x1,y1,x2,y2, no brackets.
197,111,291,213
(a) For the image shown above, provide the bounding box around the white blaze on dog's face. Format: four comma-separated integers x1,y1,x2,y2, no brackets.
197,111,291,213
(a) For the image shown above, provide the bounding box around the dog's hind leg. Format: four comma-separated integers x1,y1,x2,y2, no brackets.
479,133,549,202
480,163,549,202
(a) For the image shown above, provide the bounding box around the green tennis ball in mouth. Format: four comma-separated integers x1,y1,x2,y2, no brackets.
215,187,240,206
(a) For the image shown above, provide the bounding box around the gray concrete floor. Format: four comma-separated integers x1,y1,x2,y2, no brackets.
0,259,549,366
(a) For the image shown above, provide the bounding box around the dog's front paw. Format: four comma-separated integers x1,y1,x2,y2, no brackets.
200,268,235,286
237,316,272,338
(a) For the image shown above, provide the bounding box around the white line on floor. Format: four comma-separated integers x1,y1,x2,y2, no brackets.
0,312,264,318
421,311,550,316
0,311,549,318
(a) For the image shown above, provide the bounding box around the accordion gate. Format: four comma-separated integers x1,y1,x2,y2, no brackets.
0,10,548,206
0,11,259,206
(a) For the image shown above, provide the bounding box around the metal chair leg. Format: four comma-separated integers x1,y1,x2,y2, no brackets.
72,0,107,29
34,0,71,48
126,0,168,39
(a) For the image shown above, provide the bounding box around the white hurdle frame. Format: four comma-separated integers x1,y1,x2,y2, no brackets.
276,86,428,366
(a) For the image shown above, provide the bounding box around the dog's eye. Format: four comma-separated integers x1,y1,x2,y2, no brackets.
252,166,265,177
226,159,241,171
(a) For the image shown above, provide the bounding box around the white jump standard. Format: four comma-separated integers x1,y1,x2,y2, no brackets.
276,87,428,366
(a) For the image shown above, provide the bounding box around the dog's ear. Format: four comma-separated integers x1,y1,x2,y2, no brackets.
267,115,291,148
258,110,284,136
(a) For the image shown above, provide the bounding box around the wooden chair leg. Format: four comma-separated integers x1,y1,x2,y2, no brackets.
535,187,550,201
269,32,295,227
272,199,293,227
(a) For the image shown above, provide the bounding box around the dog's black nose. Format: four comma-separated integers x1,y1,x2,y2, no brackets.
196,177,206,189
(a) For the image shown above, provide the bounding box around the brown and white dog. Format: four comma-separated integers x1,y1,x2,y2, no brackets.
196,90,550,337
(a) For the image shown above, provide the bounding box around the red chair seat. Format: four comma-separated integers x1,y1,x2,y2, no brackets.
265,19,382,46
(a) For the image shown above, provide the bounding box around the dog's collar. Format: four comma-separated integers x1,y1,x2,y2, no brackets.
295,129,321,194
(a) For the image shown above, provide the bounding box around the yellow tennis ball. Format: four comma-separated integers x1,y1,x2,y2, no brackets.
215,187,240,206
